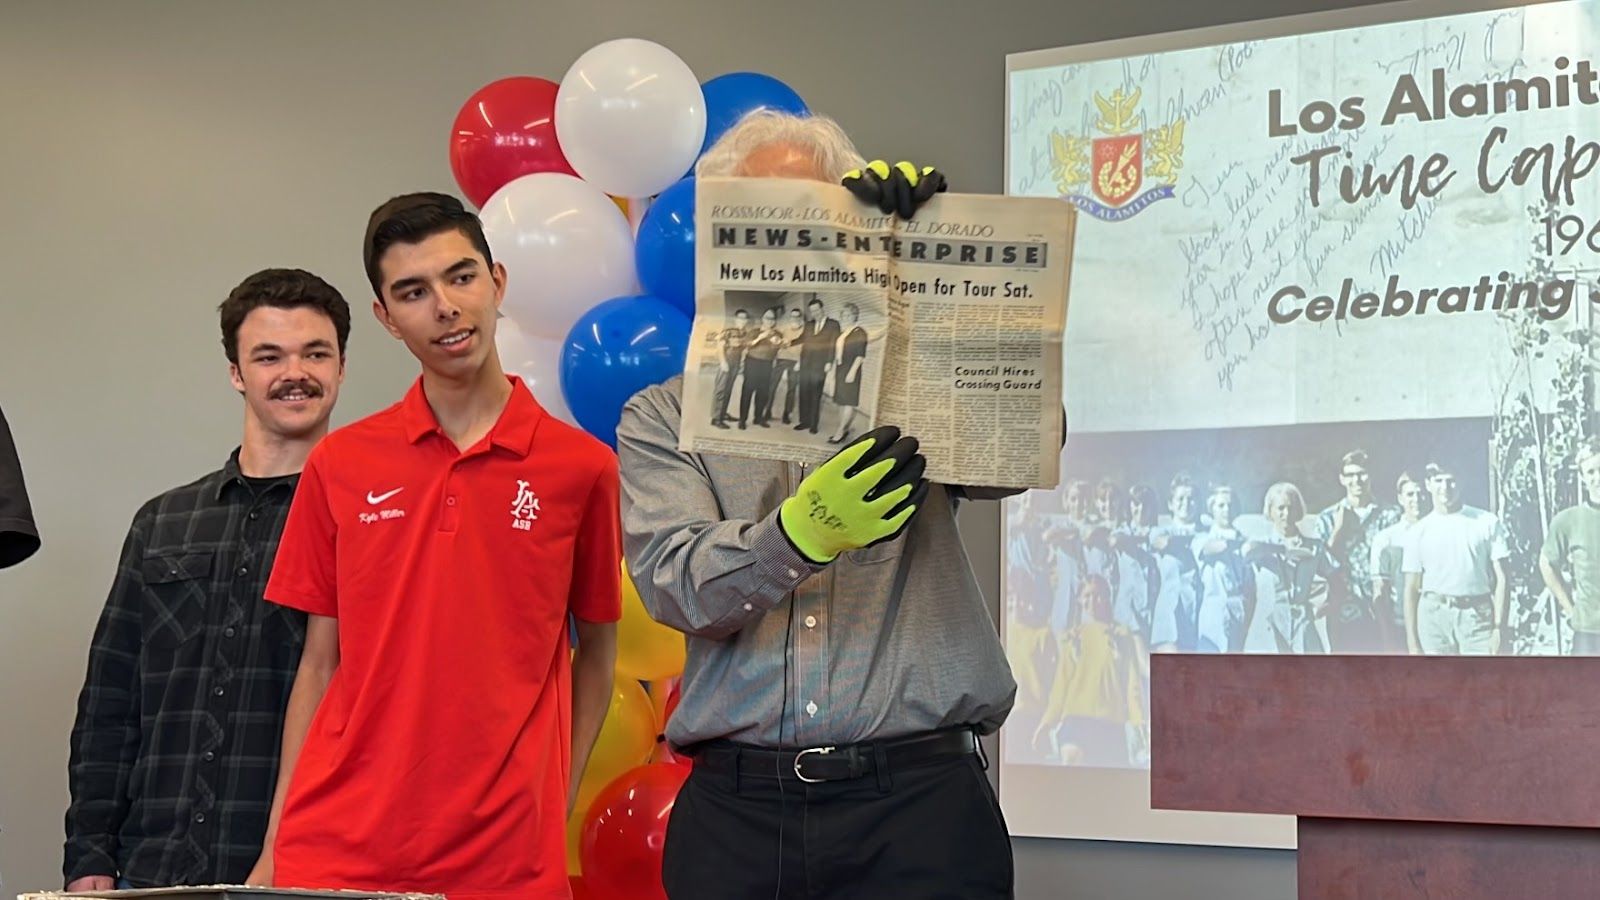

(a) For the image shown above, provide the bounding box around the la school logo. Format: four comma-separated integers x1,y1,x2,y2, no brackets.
510,479,540,531
1049,87,1185,221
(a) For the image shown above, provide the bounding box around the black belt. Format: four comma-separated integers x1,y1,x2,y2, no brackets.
692,728,980,784
1424,591,1492,609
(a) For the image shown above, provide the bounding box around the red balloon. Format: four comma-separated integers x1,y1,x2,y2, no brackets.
449,76,575,208
661,681,681,725
579,763,691,900
569,875,597,900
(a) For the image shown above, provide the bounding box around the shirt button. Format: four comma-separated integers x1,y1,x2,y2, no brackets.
804,615,817,628
203,751,216,762
236,565,249,577
447,496,457,506
248,511,259,521
213,686,225,697
743,603,753,611
224,627,237,638
805,701,818,716
787,568,799,579
194,813,206,823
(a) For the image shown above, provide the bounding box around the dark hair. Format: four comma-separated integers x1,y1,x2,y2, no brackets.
363,192,494,299
1078,574,1113,623
1341,449,1370,470
1129,484,1160,526
219,268,351,365
1095,478,1127,518
807,298,824,309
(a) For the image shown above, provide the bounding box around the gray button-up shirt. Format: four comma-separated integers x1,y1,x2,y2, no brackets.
618,376,1018,749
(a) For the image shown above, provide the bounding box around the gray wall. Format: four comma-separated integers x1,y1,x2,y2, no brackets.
0,0,1386,895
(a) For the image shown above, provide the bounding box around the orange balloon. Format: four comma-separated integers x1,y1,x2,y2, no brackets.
651,735,693,769
648,676,678,725
610,195,629,217
616,562,687,681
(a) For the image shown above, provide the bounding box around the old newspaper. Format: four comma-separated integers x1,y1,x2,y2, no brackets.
678,177,1073,489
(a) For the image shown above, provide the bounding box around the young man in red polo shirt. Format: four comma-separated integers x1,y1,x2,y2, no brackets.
251,193,620,899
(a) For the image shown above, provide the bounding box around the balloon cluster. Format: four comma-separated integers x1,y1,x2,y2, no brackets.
449,39,808,448
450,42,807,896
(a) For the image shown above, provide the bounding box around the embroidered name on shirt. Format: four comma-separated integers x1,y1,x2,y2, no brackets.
511,479,540,531
359,508,407,524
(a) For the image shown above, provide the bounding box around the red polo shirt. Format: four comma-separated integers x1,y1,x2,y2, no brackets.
266,375,620,900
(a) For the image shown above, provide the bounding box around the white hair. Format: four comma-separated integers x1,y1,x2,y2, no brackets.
695,109,867,180
1262,482,1306,520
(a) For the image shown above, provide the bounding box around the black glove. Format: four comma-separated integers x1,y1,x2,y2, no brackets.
844,425,929,551
842,160,948,219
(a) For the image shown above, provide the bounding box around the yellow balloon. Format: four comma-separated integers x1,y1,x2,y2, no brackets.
610,195,628,217
615,562,687,682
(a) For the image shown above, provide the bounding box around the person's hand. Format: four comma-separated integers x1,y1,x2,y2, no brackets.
842,161,948,219
67,875,115,892
778,425,928,563
1329,504,1356,546
245,853,273,886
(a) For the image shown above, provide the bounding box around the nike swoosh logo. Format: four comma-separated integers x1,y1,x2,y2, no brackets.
366,487,404,505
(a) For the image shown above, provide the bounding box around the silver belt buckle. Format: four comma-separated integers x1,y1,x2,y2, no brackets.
793,745,836,783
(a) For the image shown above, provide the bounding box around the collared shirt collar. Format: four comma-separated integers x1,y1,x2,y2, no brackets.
400,374,544,458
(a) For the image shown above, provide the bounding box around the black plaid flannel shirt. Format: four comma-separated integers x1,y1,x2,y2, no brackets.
65,450,307,886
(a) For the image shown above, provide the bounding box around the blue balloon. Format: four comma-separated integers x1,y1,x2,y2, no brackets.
635,177,696,319
560,295,691,448
699,72,809,156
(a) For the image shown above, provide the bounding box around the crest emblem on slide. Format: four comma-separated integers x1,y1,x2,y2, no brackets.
1050,87,1184,222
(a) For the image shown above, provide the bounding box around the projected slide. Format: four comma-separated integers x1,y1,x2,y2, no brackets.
1002,0,1599,842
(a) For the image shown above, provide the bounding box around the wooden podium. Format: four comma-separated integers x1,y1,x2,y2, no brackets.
1150,654,1600,898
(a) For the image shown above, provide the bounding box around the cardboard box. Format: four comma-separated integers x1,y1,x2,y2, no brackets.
19,888,444,900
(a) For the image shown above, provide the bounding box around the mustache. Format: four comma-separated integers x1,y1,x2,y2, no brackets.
270,379,324,400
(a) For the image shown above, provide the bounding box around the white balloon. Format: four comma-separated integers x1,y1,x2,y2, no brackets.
480,172,639,342
495,316,577,426
556,38,706,198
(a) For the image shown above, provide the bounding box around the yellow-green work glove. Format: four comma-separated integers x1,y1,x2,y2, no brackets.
842,160,948,219
778,426,929,563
